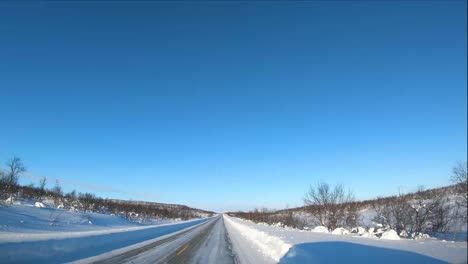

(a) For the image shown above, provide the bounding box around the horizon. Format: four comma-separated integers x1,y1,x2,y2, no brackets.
1,1,467,212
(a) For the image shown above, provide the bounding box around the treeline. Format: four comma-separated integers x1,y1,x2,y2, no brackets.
229,162,467,239
0,156,214,221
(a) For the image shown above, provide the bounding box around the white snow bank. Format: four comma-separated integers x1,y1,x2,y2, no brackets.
359,231,375,238
225,215,467,264
0,216,212,263
34,202,46,208
412,232,431,240
380,230,400,240
224,215,291,262
311,226,329,233
331,227,350,235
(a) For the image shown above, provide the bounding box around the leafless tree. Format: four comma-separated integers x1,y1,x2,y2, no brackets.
373,187,454,236
79,192,96,211
0,170,6,201
407,187,442,234
38,177,47,201
451,161,467,208
1,157,27,204
51,180,63,207
303,182,355,230
431,195,452,233
372,188,415,235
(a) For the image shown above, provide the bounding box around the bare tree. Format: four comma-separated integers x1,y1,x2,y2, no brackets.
0,170,6,200
451,161,467,208
373,187,454,236
38,177,47,201
303,182,355,230
431,195,452,233
51,180,63,207
387,192,412,234
1,157,27,204
408,187,443,234
79,192,96,212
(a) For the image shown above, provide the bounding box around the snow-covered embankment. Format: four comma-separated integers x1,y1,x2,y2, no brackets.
0,217,210,263
223,214,467,264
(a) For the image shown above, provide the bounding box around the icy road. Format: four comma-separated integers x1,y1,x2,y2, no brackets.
85,215,235,264
0,215,235,264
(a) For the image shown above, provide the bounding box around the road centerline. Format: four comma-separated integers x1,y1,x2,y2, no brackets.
176,244,189,256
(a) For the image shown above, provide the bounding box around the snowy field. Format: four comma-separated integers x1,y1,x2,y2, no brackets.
224,215,468,264
0,201,141,234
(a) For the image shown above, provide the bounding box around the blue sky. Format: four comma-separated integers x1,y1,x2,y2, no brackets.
0,1,466,212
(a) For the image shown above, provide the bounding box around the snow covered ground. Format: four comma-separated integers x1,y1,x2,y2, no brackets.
224,215,468,264
0,202,212,263
0,198,186,234
1,200,466,264
0,201,142,234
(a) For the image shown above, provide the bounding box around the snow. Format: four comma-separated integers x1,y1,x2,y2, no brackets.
351,226,366,235
224,215,467,264
412,232,431,240
34,202,46,208
0,202,212,263
311,226,329,233
359,231,375,238
0,203,142,234
331,227,350,235
224,215,290,263
0,217,211,263
380,230,400,240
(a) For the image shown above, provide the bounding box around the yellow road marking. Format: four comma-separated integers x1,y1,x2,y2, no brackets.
176,244,189,256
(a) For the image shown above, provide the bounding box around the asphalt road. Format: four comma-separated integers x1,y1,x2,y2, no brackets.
92,216,235,264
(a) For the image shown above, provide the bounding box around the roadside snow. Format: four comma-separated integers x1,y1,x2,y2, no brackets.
0,203,142,234
224,215,291,263
311,226,329,233
34,202,46,208
331,227,350,235
380,230,401,240
224,215,467,264
0,216,211,263
0,203,213,263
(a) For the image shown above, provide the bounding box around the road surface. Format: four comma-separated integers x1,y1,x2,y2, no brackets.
90,216,235,264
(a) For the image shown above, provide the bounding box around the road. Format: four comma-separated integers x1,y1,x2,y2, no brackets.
91,216,235,264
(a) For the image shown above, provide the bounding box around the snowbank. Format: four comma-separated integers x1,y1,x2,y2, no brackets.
380,230,400,240
224,215,467,264
331,227,350,235
311,226,329,233
34,202,46,208
224,215,291,262
0,204,213,263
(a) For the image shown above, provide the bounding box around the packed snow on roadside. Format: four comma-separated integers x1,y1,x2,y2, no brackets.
331,227,350,235
311,226,329,233
223,214,467,264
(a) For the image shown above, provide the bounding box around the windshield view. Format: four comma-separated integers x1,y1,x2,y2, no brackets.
0,1,467,263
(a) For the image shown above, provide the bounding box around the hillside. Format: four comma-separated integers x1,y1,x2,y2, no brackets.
1,183,214,225
229,184,467,241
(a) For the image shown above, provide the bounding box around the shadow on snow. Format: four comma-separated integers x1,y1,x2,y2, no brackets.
279,241,447,264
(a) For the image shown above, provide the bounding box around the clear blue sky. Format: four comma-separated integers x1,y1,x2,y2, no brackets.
0,1,466,212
